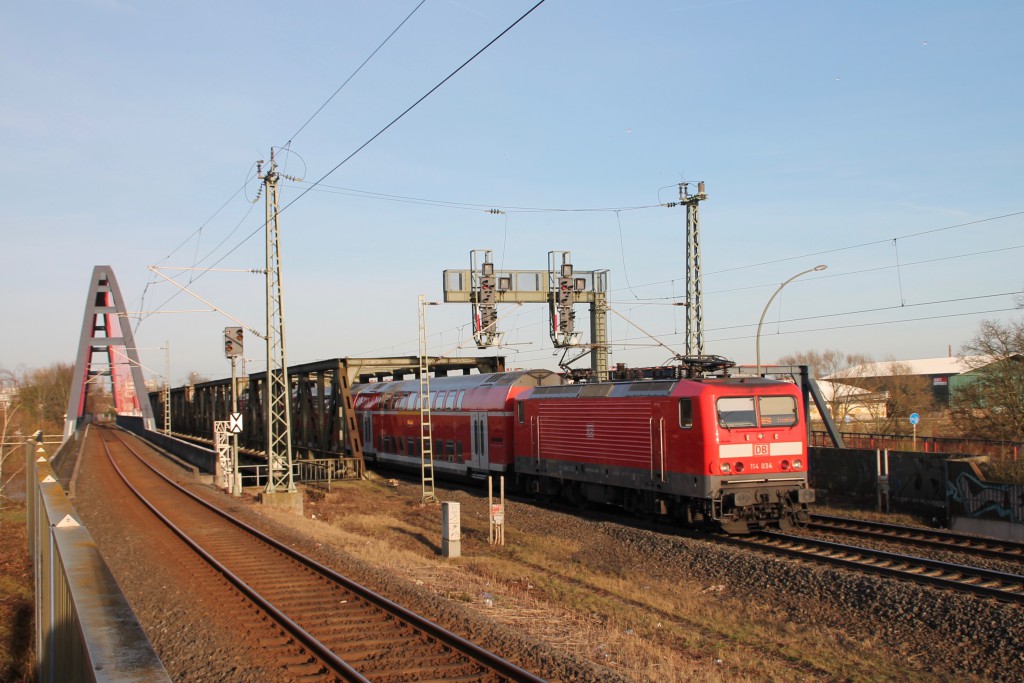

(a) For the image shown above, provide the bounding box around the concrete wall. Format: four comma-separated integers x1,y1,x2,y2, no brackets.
117,416,217,473
951,516,1024,542
946,458,1024,528
810,446,947,508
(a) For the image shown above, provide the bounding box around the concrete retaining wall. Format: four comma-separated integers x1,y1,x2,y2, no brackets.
810,446,947,509
117,416,217,473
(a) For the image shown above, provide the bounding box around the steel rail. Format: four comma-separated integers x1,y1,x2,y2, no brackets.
721,531,1024,604
97,432,369,682
104,428,546,683
809,514,1024,563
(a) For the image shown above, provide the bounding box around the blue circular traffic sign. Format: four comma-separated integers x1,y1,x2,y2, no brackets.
909,412,920,425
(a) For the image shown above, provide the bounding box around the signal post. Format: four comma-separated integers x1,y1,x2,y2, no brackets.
224,327,244,495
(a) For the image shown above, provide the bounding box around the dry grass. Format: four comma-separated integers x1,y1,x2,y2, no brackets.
251,475,949,682
0,505,34,683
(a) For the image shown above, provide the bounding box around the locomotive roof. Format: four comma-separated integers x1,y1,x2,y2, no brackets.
525,376,795,399
353,369,561,394
528,379,679,398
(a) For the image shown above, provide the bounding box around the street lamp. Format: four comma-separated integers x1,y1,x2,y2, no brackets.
756,264,827,376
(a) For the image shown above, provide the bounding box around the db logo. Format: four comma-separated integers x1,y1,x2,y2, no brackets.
753,444,769,456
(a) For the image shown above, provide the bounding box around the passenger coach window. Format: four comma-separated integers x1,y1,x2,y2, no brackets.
678,398,693,429
717,396,757,428
759,396,798,427
444,392,457,411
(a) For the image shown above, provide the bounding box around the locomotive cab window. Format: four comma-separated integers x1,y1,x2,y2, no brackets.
717,396,757,428
678,398,693,429
758,395,798,427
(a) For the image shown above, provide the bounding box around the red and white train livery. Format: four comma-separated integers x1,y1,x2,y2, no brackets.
352,369,814,532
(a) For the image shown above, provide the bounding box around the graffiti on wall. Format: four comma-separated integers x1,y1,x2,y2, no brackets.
946,463,1024,524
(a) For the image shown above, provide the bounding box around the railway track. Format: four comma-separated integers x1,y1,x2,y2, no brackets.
722,530,1024,604
97,428,545,683
807,514,1024,564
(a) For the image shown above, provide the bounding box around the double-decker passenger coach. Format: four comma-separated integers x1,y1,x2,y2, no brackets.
351,370,560,479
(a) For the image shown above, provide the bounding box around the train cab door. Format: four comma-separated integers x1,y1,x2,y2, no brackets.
470,412,489,472
361,413,374,453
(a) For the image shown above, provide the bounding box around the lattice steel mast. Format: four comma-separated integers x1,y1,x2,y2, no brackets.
418,295,438,503
258,151,295,493
680,181,708,357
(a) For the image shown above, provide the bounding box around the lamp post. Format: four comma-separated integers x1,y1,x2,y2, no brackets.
756,264,827,376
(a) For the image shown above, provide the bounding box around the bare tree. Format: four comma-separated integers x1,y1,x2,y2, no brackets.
1,367,24,522
779,349,876,425
951,319,1024,444
17,362,73,433
187,371,209,386
867,360,937,435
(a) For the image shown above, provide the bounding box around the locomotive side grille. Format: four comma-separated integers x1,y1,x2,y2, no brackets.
536,402,654,467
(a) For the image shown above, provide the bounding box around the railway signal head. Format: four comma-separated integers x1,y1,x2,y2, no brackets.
224,327,244,358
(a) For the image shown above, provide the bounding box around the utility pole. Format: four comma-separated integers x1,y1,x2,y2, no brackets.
258,151,295,493
679,181,708,357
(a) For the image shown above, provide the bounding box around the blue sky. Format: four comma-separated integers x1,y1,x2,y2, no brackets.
2,0,1022,384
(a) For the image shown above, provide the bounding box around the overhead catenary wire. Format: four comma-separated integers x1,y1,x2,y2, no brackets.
147,0,550,305
283,1,428,147
131,0,1024,371
293,179,663,213
278,0,549,215
603,213,1024,299
611,291,1021,346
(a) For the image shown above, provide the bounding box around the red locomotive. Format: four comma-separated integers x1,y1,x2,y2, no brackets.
352,369,813,532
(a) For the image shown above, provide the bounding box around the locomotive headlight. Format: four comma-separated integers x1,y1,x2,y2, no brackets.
793,459,803,470
780,460,790,471
719,462,732,474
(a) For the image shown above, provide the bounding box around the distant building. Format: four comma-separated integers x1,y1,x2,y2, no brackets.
948,354,1024,398
824,356,992,408
811,380,887,422
0,385,17,409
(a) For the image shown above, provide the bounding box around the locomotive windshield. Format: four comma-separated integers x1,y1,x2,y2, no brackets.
717,395,798,429
717,397,756,428
758,395,798,426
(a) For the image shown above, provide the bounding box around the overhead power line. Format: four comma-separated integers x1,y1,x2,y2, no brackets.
280,0,549,213
164,0,550,287
606,210,1024,298
284,1,428,146
290,179,660,213
709,210,1024,277
140,0,548,332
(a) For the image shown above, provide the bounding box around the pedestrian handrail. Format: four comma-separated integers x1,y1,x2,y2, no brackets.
26,428,170,682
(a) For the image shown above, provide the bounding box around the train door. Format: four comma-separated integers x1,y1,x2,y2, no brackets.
361,412,374,452
470,412,489,472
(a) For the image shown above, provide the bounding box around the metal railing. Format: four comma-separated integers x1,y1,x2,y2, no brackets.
238,457,363,492
810,429,1020,459
27,428,170,682
295,457,364,492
